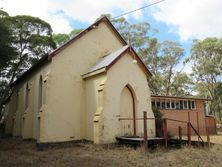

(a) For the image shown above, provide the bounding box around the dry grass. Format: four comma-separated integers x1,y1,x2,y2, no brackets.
1,136,222,167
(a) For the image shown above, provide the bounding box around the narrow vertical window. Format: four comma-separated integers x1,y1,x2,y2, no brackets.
179,100,183,110
175,101,180,109
152,100,156,108
161,99,165,109
15,91,19,111
25,84,29,111
191,100,196,110
38,76,43,111
156,99,161,109
184,100,188,109
188,100,191,109
171,100,175,109
166,100,171,109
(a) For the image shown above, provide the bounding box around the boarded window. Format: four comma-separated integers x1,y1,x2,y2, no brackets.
25,84,29,111
38,76,43,111
15,91,19,111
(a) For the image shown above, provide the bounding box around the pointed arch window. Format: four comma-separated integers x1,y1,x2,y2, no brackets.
25,83,29,111
15,91,19,111
38,76,43,111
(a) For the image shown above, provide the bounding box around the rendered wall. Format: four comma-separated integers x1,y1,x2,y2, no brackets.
84,74,106,141
39,21,124,143
5,63,50,140
95,52,155,144
4,93,16,135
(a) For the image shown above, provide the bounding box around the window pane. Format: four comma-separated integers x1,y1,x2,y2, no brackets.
171,101,175,109
152,100,156,108
156,100,160,109
166,100,171,109
180,100,183,110
184,101,188,109
161,100,165,109
176,101,180,109
188,100,191,109
191,101,196,109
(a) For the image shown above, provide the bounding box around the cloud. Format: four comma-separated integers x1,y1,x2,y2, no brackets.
149,0,222,41
1,0,146,33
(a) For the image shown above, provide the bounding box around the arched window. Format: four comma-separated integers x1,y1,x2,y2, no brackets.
38,76,43,111
15,91,19,111
25,83,29,110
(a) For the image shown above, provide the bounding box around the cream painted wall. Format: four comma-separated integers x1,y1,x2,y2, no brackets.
5,63,50,140
99,52,155,143
84,74,107,140
6,20,155,144
5,92,17,135
39,21,124,143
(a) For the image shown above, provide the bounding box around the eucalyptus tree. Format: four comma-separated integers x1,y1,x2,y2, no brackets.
190,38,222,115
0,11,56,110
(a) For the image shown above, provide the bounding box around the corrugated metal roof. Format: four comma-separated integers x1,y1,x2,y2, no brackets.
85,45,129,74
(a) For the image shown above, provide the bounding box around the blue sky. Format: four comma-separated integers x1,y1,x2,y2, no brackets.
64,6,193,57
2,0,222,73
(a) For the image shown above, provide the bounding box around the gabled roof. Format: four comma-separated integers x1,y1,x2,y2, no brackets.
85,45,129,75
82,45,152,79
11,16,127,87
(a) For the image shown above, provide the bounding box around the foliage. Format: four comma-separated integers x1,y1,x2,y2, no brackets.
190,38,222,116
101,14,193,97
152,107,163,137
0,11,56,110
0,13,16,77
53,29,83,47
147,41,192,96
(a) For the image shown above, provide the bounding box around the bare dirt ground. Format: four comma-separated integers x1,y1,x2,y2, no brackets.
1,135,222,167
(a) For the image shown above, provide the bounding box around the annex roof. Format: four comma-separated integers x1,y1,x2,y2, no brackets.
151,95,210,101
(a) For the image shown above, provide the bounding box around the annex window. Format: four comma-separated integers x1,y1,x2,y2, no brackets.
171,100,176,109
179,100,183,110
175,101,180,109
183,100,188,109
191,100,196,109
156,99,161,109
161,100,165,109
152,100,156,108
38,76,43,111
25,84,30,111
188,100,191,109
166,100,171,109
